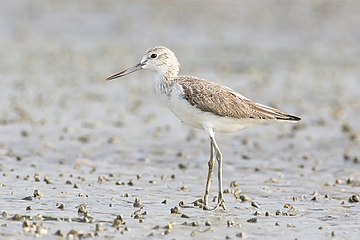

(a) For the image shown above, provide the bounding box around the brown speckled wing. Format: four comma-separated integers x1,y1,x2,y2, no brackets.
178,77,300,121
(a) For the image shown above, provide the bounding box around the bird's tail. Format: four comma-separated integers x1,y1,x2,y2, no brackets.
254,103,301,122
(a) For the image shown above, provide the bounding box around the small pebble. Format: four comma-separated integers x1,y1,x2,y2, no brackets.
178,163,187,170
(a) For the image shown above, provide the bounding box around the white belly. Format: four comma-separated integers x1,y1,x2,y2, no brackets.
154,76,267,133
162,93,264,133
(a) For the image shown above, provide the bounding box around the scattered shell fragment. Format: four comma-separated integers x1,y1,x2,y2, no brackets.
33,214,44,221
191,221,199,227
113,215,125,229
284,203,295,211
236,232,244,238
127,180,134,186
236,194,250,202
54,229,65,237
170,206,181,214
97,176,107,183
287,223,295,228
2,211,9,219
43,176,52,184
227,220,234,227
181,214,190,218
178,163,187,170
33,190,42,199
251,201,259,208
115,181,125,185
22,220,48,236
77,204,90,217
57,203,65,210
230,180,239,187
246,217,258,223
34,173,41,182
348,194,359,203
164,222,175,230
22,196,33,201
95,223,105,232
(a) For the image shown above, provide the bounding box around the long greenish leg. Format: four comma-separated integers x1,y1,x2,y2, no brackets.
203,138,215,210
212,136,226,210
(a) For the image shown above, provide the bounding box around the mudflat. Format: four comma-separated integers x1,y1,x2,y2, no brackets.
0,1,359,239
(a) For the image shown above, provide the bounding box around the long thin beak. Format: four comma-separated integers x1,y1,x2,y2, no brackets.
106,62,144,81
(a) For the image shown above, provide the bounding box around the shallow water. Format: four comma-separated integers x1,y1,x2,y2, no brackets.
0,1,359,239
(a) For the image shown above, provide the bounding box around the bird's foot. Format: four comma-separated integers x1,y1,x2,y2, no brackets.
212,197,226,210
205,195,226,211
201,196,226,211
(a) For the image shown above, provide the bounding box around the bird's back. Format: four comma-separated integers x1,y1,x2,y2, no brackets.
176,76,300,122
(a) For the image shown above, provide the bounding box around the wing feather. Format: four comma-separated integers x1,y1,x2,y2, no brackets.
178,77,300,121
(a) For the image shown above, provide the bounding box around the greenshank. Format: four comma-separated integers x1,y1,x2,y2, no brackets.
106,46,301,210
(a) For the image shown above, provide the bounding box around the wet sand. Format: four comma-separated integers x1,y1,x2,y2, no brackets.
0,1,359,239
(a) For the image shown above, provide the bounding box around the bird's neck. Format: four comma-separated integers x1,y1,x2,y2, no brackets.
154,72,176,96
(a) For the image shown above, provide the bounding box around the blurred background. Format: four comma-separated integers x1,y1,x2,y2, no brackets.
0,0,358,150
0,0,359,238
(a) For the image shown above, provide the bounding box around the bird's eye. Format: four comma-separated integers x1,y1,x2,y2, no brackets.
150,53,157,59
